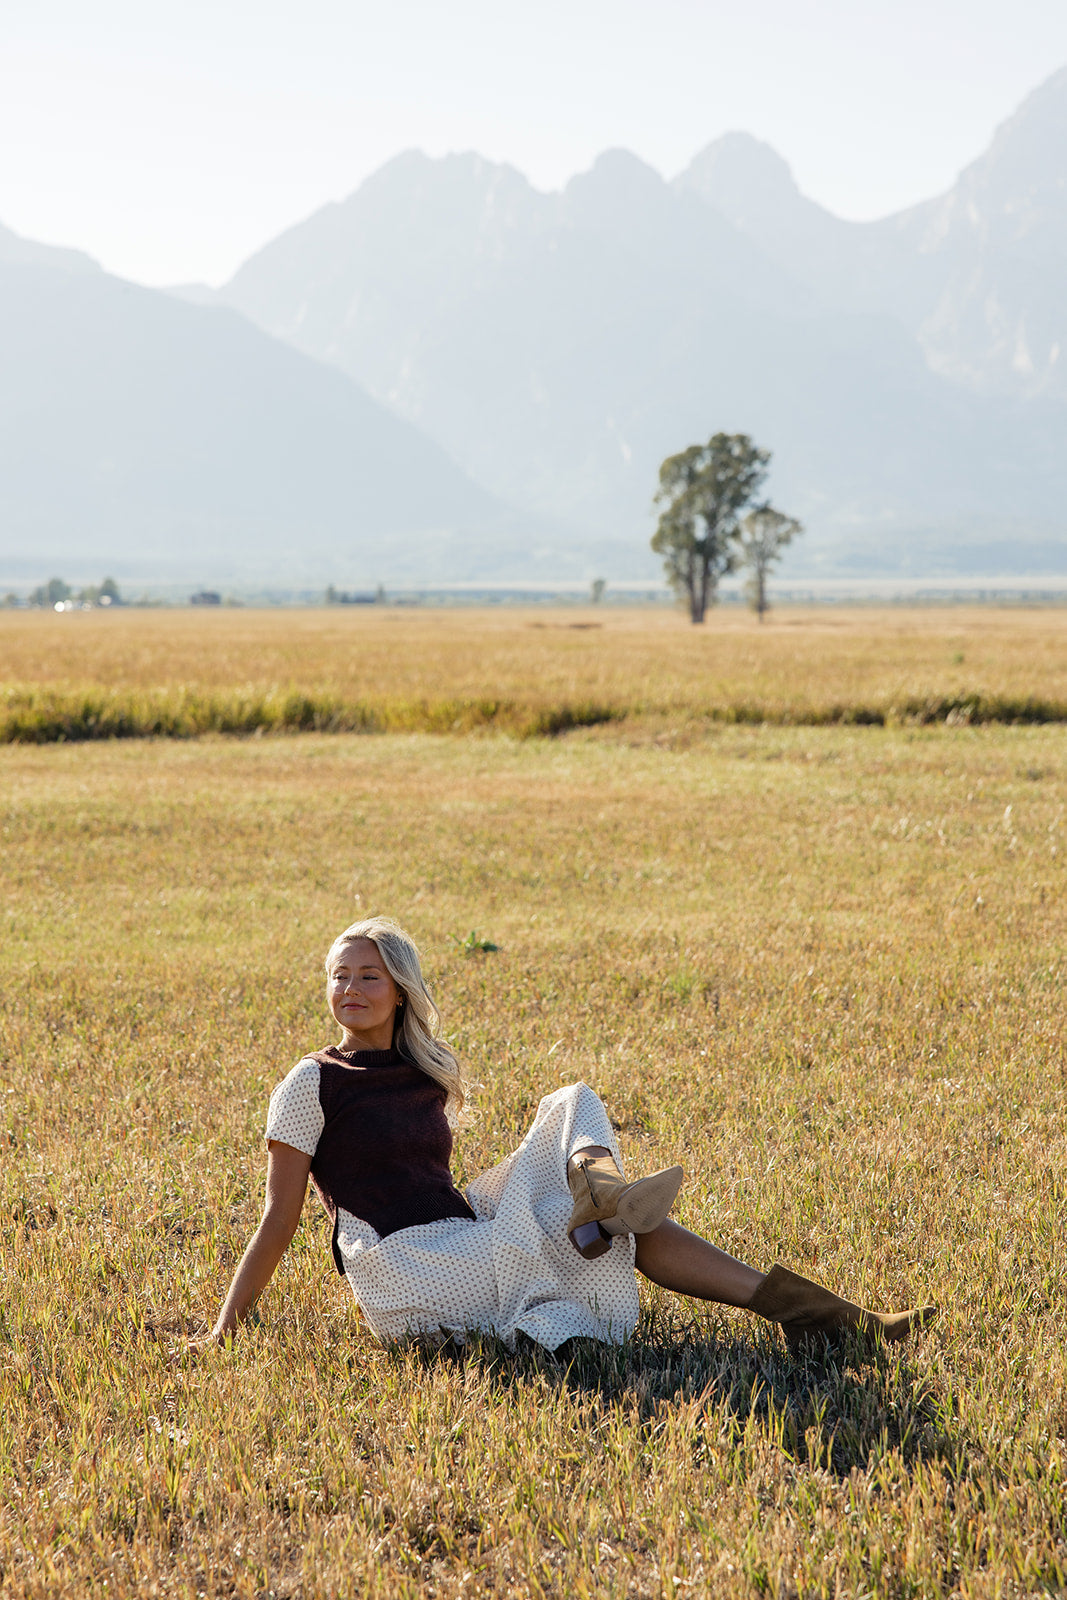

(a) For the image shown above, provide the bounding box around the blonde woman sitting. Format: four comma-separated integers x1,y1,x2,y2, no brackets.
200,918,935,1354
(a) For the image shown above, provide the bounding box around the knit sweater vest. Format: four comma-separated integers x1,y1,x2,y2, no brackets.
308,1045,475,1273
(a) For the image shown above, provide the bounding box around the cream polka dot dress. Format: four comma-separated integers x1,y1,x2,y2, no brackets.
266,1076,640,1350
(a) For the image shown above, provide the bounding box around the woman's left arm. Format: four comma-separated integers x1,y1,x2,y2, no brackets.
194,1140,313,1346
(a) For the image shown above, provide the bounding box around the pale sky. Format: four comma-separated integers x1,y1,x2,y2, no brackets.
2,0,1066,288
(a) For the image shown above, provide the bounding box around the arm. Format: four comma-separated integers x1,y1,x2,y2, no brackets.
197,1140,313,1345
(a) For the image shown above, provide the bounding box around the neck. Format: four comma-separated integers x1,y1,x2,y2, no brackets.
338,1022,396,1053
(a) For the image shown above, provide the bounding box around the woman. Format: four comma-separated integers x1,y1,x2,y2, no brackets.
200,918,935,1354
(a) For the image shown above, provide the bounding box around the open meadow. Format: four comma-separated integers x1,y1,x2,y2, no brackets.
4,603,1067,738
1,607,1065,1597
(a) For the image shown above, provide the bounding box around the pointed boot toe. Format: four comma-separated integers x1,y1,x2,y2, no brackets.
749,1264,937,1353
869,1303,940,1343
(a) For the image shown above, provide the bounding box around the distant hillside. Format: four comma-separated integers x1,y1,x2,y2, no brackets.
218,72,1067,577
0,255,574,587
0,220,101,277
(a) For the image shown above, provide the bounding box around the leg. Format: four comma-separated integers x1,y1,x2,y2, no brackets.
634,1219,764,1307
636,1224,937,1347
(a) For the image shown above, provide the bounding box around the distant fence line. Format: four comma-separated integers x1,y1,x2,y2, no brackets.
2,686,1067,744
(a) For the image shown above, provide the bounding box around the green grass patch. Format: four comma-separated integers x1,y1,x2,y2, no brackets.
0,686,621,743
3,684,1067,744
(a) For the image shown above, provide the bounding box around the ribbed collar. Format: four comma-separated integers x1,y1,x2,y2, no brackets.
327,1044,408,1069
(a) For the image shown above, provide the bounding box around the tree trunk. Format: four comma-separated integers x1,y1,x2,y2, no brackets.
686,550,705,623
689,552,711,623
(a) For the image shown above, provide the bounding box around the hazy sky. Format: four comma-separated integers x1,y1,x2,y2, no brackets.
2,0,1066,287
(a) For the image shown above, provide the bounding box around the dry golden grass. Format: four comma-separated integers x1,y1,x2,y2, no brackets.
2,693,1065,1595
3,605,1067,739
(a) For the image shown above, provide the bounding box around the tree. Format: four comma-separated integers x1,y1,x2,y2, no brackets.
29,577,72,608
738,505,803,622
76,576,123,606
651,433,770,623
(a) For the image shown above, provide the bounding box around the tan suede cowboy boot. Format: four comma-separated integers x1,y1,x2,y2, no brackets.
567,1150,683,1259
748,1264,938,1352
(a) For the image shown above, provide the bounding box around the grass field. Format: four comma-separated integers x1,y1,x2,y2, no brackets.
1,608,1065,1597
4,604,1067,739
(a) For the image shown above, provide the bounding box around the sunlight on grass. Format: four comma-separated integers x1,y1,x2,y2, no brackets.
4,605,1067,741
1,614,1065,1595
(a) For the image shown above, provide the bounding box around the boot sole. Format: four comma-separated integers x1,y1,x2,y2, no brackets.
601,1167,684,1236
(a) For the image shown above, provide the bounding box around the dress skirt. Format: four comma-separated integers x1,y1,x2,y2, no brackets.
334,1082,641,1350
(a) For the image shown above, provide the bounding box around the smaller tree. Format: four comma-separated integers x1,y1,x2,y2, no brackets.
651,433,770,623
738,505,802,622
76,576,123,606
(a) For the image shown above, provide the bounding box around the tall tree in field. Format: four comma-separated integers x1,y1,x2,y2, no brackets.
651,433,770,623
738,505,803,621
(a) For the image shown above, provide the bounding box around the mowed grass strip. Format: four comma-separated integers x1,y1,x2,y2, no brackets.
1,724,1064,1597
4,605,1067,742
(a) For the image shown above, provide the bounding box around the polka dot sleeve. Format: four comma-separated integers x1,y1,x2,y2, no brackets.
265,1058,324,1156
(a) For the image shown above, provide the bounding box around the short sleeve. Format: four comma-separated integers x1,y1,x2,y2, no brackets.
265,1058,324,1156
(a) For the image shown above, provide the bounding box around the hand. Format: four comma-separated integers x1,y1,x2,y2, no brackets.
175,1324,235,1360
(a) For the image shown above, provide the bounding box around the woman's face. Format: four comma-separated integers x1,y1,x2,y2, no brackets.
327,937,401,1049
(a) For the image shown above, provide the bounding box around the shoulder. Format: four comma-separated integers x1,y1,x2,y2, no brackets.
265,1057,324,1154
269,1056,322,1099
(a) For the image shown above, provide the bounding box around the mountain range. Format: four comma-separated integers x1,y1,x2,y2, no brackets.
3,66,1067,586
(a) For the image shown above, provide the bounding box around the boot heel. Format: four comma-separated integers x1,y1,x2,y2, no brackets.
569,1219,611,1259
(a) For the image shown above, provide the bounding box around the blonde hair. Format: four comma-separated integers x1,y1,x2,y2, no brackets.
324,917,467,1119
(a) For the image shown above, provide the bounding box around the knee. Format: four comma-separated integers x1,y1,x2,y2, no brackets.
537,1079,590,1114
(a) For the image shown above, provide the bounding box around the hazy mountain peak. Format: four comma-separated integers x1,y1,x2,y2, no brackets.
889,64,1067,397
675,131,802,221
564,147,665,199
577,147,665,184
355,146,538,207
952,62,1067,210
562,148,672,229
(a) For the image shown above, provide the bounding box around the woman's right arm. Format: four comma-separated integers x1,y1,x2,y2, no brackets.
195,1140,313,1346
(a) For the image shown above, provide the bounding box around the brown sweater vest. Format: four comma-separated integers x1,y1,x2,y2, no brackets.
308,1045,475,1273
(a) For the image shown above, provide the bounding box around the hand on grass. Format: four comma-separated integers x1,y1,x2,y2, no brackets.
178,1325,235,1358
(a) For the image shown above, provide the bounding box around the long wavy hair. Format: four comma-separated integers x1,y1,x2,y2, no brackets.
324,917,466,1119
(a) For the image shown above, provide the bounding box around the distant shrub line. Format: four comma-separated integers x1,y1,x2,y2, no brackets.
2,686,1065,744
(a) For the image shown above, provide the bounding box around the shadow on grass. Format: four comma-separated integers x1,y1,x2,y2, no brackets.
394,1307,958,1481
